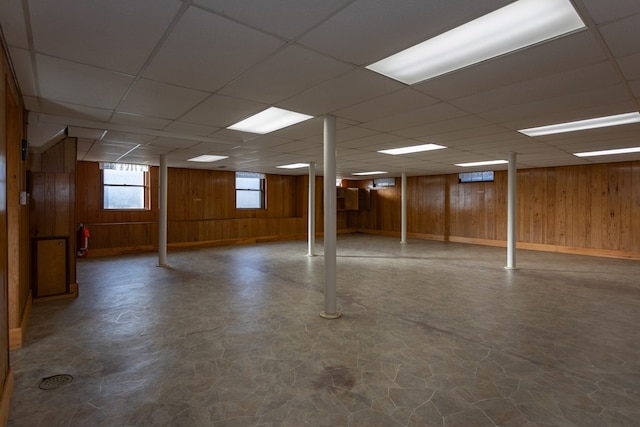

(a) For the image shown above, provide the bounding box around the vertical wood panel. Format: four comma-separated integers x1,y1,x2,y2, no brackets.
632,161,640,252
76,160,640,256
0,60,12,392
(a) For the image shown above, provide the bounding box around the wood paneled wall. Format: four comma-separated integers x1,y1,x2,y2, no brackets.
29,137,78,288
6,69,30,349
78,160,640,259
353,161,640,258
76,162,314,255
1,37,21,424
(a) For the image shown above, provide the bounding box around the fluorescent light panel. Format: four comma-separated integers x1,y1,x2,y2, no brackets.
277,163,309,169
366,0,584,85
188,155,228,162
378,143,446,155
574,147,640,157
519,112,640,137
227,107,313,134
455,160,508,167
352,171,387,176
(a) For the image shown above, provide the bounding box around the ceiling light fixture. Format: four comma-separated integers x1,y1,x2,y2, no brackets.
366,0,584,85
277,163,310,169
378,143,447,155
187,155,229,162
455,160,508,167
227,107,313,134
352,171,387,176
518,112,640,137
574,147,640,157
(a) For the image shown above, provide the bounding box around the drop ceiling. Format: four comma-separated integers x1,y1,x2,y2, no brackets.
1,0,639,177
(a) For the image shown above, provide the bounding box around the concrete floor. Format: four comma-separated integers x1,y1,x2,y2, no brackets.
8,234,640,426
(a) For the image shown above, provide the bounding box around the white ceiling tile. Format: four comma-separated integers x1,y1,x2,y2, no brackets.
629,79,640,98
39,99,113,122
26,121,67,148
599,13,640,57
298,0,513,66
414,31,606,101
335,88,439,123
102,131,156,145
5,0,640,175
271,117,325,140
110,113,173,130
36,54,134,109
580,0,640,24
163,121,220,137
180,95,266,128
617,52,640,81
143,6,285,91
23,96,39,112
451,62,620,114
148,136,201,149
338,133,404,149
363,102,468,133
118,78,209,119
219,45,354,104
0,0,28,49
238,135,294,149
29,0,182,74
67,127,105,140
280,69,404,116
336,126,379,142
392,116,498,140
8,47,37,96
194,0,351,40
480,85,633,127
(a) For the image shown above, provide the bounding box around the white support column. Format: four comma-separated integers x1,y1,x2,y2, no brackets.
506,151,517,270
308,161,316,257
401,172,407,244
321,116,341,319
158,154,169,267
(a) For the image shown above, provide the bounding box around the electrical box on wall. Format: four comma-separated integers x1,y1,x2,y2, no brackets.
19,191,28,206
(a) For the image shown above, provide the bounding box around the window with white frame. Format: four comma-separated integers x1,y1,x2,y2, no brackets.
235,171,265,209
101,162,149,210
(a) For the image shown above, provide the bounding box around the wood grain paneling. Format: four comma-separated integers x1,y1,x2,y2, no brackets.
5,74,30,340
77,162,309,254
1,43,17,417
351,162,640,259
77,160,640,259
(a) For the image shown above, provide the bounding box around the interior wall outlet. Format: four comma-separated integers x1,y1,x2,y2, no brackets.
19,191,28,206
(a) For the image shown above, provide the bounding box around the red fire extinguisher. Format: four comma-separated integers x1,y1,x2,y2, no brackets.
77,224,90,258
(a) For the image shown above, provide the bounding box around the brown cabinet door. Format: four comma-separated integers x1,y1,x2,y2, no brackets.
36,238,68,297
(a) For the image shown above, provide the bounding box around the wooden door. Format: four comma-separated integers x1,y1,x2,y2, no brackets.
35,238,68,297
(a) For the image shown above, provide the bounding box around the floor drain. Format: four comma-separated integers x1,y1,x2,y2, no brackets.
39,374,73,390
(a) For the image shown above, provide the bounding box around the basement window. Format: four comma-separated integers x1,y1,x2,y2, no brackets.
236,171,265,209
101,162,149,210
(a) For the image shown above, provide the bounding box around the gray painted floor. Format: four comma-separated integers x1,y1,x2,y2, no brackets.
9,234,640,426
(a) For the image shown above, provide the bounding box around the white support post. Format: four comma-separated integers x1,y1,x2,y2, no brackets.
158,154,168,267
321,116,341,319
506,151,517,270
401,172,407,244
308,161,316,257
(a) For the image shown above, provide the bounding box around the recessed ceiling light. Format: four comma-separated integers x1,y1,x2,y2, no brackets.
518,112,640,137
378,143,447,155
366,0,584,85
574,147,640,157
277,163,309,169
455,160,508,167
352,171,387,176
227,107,313,134
187,155,228,162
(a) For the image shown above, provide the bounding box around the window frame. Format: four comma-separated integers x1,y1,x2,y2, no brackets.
235,171,266,210
100,163,151,211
